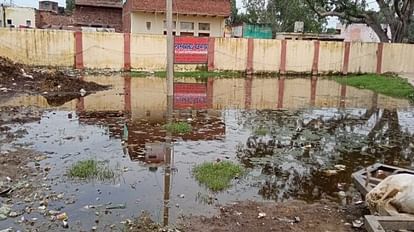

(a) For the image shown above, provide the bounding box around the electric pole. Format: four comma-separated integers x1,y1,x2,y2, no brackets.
166,0,173,98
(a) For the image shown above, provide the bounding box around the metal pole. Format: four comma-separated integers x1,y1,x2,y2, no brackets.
166,0,174,97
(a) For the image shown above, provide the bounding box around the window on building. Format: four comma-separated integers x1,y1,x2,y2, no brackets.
199,23,210,31
180,32,194,37
6,19,12,25
163,20,176,29
199,33,210,37
146,22,151,31
163,31,176,36
26,20,31,27
180,22,194,30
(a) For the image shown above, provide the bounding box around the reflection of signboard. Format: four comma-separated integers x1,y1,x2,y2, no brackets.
174,37,209,64
174,83,207,109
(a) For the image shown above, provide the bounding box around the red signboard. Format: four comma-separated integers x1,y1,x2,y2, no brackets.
174,83,208,109
174,37,209,64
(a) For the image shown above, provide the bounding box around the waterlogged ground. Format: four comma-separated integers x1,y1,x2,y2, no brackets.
1,75,414,231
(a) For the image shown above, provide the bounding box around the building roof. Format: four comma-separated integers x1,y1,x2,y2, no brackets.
75,0,122,8
128,0,231,17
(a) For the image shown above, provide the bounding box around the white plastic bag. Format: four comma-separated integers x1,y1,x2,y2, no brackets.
366,173,414,216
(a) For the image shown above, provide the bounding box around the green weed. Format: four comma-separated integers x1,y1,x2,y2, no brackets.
334,74,414,102
164,122,192,134
193,161,244,191
68,159,115,181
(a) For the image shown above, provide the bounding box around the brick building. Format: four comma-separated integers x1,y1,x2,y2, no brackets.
36,1,73,30
73,0,123,32
123,0,231,37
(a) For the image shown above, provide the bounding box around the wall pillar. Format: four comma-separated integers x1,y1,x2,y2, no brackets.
207,38,215,71
124,33,131,71
342,42,351,75
124,74,132,113
206,78,214,108
74,31,83,69
280,40,287,74
310,76,317,106
312,41,320,75
277,77,285,109
340,84,346,108
246,38,254,74
376,43,384,74
245,75,253,109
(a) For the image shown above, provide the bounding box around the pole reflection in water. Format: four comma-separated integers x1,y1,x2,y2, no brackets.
163,95,174,226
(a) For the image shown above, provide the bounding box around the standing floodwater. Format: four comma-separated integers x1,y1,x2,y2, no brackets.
1,75,413,231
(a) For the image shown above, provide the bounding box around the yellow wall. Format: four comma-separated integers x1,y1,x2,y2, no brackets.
285,40,314,73
318,41,344,73
130,12,225,37
0,28,74,66
130,34,166,70
1,29,414,75
348,42,377,73
283,78,312,109
212,78,245,109
83,76,125,111
82,32,124,69
382,43,414,73
214,38,247,71
130,78,167,121
253,39,281,72
251,78,279,109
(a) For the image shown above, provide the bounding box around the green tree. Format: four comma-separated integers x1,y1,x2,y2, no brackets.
266,0,325,33
227,0,245,25
66,0,75,13
305,0,414,43
242,0,325,34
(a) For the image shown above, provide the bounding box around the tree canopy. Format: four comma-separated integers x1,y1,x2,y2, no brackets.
234,0,325,36
305,0,414,43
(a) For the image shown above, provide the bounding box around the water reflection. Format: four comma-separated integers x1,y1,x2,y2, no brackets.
1,75,414,228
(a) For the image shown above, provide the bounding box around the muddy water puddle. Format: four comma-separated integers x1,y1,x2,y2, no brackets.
1,75,414,231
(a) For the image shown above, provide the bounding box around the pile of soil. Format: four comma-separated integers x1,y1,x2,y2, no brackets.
0,56,107,104
180,200,355,232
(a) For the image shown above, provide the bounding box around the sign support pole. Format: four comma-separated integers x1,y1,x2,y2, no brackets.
166,0,174,98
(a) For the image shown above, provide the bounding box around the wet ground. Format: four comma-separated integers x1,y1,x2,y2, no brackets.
1,75,414,231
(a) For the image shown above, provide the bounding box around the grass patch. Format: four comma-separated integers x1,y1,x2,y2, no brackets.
335,74,414,102
130,70,242,79
68,159,115,181
164,122,192,134
193,161,244,191
254,127,269,136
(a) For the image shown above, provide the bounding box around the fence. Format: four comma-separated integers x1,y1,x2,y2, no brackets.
1,28,414,74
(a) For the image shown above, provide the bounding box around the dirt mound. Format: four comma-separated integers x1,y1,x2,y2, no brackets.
0,56,107,103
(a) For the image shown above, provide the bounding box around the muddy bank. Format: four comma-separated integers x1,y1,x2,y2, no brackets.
0,57,107,103
180,200,356,232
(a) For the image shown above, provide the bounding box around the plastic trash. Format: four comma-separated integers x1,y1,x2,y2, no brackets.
105,203,126,210
366,173,414,216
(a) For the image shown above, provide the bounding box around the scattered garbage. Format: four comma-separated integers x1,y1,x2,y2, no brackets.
352,219,364,228
62,219,69,228
258,212,266,219
80,88,87,97
105,203,126,210
53,212,68,221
